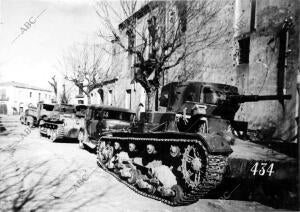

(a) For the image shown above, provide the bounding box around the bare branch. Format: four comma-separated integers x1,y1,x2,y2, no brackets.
95,0,231,109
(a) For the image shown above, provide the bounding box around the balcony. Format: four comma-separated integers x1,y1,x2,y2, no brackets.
0,96,9,101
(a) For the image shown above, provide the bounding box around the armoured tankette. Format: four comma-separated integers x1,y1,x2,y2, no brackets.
96,81,292,206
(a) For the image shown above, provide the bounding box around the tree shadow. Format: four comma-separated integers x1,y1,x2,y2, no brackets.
0,138,110,211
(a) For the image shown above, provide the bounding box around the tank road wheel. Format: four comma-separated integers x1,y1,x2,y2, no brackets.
127,169,139,184
78,131,85,149
170,185,184,205
181,145,206,189
147,185,156,194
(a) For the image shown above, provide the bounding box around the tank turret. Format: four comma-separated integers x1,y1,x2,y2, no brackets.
160,81,291,120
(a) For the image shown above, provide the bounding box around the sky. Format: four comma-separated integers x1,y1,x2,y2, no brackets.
0,0,120,90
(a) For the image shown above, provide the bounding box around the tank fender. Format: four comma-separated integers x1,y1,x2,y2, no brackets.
200,133,233,154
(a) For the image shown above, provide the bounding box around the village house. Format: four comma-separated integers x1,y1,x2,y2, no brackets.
0,81,55,115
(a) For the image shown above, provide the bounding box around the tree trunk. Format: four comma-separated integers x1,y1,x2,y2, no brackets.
146,91,157,112
87,95,91,105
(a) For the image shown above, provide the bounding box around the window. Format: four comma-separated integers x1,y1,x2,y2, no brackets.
125,89,132,109
108,90,113,106
43,104,54,111
79,83,83,95
95,109,134,121
29,92,32,98
98,89,104,104
250,0,256,32
54,105,75,114
203,87,218,104
126,27,135,54
0,89,6,100
238,37,250,64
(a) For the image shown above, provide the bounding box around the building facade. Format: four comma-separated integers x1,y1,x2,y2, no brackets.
108,0,299,142
0,81,55,115
232,0,299,142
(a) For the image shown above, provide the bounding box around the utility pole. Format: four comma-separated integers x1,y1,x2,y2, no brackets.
297,72,300,144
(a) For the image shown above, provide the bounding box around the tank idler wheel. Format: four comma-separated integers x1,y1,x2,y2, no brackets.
170,185,184,204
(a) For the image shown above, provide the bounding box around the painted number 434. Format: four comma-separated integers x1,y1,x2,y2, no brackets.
250,162,274,176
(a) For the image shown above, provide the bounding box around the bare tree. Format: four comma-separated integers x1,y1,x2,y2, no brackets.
59,83,72,104
62,42,111,105
96,0,231,110
48,75,58,99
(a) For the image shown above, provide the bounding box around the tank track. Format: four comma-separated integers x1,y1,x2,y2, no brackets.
56,125,65,139
97,135,228,206
40,122,64,140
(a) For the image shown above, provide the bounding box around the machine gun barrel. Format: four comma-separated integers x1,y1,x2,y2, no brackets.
227,94,292,103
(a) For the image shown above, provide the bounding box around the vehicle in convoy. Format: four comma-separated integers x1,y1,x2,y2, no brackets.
20,102,55,127
77,105,136,149
96,81,292,206
40,104,87,142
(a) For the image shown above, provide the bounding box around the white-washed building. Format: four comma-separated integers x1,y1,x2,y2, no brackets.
0,81,54,115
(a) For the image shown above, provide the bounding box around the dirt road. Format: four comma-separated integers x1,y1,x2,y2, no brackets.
0,115,282,212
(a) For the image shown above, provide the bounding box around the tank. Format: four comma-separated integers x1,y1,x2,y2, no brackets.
96,81,292,206
20,102,55,127
40,104,87,142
